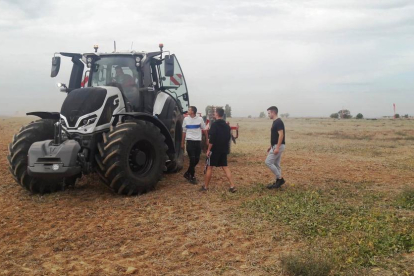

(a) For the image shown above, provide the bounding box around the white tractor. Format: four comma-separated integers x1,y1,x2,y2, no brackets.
8,44,188,195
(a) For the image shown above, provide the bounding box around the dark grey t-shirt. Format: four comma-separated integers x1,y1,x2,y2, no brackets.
271,118,285,146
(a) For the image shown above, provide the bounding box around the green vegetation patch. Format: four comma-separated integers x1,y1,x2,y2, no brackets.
395,187,414,210
242,188,414,270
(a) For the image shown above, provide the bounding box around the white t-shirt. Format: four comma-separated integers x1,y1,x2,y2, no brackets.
183,116,206,141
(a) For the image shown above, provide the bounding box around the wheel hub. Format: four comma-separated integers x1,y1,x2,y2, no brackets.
135,151,146,166
128,140,155,175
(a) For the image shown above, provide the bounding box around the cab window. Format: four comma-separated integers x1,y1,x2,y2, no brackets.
160,55,189,112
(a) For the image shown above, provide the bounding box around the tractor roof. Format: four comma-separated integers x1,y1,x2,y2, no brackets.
59,51,162,60
83,50,161,56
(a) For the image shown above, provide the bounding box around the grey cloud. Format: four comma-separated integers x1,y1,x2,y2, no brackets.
0,0,53,20
0,0,413,118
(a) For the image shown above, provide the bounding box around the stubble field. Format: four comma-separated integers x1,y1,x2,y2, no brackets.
0,117,414,276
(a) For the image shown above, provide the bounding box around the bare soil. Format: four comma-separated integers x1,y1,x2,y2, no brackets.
1,117,413,275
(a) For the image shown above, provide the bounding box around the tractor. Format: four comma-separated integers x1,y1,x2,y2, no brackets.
7,44,188,195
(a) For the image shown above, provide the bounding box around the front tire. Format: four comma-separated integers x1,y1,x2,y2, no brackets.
166,106,184,173
7,119,76,194
96,121,168,195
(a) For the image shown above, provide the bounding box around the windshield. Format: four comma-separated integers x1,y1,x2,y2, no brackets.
90,56,141,107
159,55,189,112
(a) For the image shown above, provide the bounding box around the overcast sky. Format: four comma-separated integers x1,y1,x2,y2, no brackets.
1,0,413,117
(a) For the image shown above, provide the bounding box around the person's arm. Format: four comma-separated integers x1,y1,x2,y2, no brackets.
200,118,206,130
125,75,135,87
206,142,213,157
181,132,186,149
273,130,284,154
181,118,187,149
203,130,209,145
200,119,208,146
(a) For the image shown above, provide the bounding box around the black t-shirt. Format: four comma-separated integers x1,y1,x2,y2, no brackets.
271,118,285,146
209,119,231,153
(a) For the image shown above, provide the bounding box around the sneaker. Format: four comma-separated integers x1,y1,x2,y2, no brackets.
266,182,276,189
229,187,237,193
267,183,279,189
275,178,286,188
183,172,191,181
199,186,208,192
190,177,198,185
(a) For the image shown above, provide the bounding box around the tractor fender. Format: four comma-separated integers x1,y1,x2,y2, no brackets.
113,112,175,154
27,112,60,121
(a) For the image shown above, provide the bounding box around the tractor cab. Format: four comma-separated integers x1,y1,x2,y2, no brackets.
86,54,143,112
51,45,190,115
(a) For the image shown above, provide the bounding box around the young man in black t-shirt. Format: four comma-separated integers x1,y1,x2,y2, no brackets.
201,108,236,193
265,106,286,189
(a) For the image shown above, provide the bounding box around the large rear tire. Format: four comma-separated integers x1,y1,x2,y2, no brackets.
96,121,168,195
166,107,184,173
7,119,77,194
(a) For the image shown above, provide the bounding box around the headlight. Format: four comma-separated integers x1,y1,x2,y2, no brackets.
78,115,97,128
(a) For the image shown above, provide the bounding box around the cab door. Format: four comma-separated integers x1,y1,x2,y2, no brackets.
160,54,190,113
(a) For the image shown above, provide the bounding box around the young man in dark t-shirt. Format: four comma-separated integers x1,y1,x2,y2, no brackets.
201,108,236,193
265,106,286,189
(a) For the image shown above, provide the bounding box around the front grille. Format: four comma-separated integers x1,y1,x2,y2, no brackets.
36,158,61,163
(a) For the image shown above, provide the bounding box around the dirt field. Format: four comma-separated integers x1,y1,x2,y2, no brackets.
1,117,413,276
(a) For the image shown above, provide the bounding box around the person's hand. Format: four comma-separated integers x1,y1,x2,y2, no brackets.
267,147,271,153
273,147,280,155
206,150,211,157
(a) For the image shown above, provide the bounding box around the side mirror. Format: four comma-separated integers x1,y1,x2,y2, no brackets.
164,55,174,77
51,57,61,78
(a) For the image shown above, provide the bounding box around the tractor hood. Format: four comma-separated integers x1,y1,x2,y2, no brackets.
61,87,107,127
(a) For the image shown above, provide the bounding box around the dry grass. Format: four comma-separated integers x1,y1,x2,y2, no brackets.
0,116,414,275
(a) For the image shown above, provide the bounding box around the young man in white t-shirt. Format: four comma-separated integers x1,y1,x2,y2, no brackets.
181,106,207,184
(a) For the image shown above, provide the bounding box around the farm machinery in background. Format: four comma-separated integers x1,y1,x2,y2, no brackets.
191,106,239,152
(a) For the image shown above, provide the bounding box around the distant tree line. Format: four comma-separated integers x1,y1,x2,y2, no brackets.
330,110,362,119
394,114,409,119
330,110,411,119
258,112,289,118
